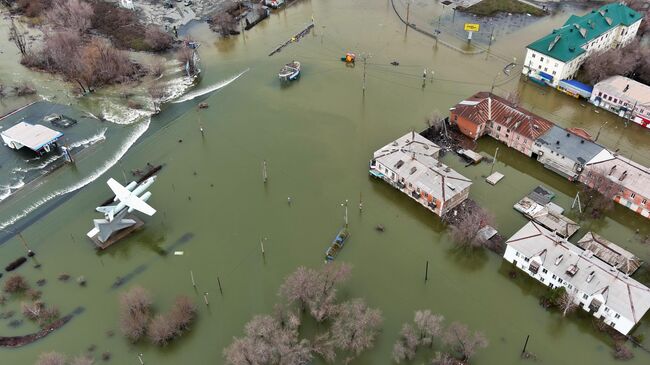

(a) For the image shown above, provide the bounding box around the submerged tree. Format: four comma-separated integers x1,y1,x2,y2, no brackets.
330,299,383,358
448,206,494,249
3,274,29,293
393,310,444,363
119,286,152,342
35,352,66,365
279,263,352,322
580,168,620,218
554,287,578,317
9,17,28,56
442,322,488,362
223,314,312,365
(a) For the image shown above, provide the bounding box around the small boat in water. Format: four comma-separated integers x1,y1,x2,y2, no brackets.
279,61,301,81
325,228,349,262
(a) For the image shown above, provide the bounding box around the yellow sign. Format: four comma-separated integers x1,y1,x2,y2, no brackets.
464,23,480,32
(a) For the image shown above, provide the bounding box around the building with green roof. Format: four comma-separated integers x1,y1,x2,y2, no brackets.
522,2,643,87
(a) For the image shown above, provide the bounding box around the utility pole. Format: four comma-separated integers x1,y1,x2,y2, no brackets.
18,232,35,257
362,53,368,94
490,147,499,175
486,28,495,60
490,72,501,93
595,120,608,142
406,1,410,30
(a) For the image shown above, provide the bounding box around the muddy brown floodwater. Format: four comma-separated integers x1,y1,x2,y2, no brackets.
0,0,649,364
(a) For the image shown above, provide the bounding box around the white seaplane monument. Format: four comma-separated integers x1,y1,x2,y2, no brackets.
87,176,157,249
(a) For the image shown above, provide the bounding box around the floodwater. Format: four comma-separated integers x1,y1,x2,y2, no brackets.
1,0,649,364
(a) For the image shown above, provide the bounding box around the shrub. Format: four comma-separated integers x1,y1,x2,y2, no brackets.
3,275,29,293
36,351,66,365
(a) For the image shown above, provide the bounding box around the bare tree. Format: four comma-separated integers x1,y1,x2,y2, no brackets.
9,17,28,56
613,341,634,360
119,286,152,342
22,301,44,320
392,324,418,363
13,82,36,96
580,168,620,218
448,206,494,249
330,299,383,357
210,12,238,37
148,314,176,346
582,40,642,84
392,310,444,362
414,310,444,347
46,0,94,34
432,352,457,365
223,314,312,365
144,26,173,52
442,322,488,362
555,288,578,317
308,263,352,322
279,263,351,322
168,295,196,332
70,356,94,365
3,274,29,293
36,352,66,365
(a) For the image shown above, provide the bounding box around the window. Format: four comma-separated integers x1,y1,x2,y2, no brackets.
524,257,530,262
630,193,636,198
540,57,544,62
544,67,548,72
583,294,588,300
605,307,609,313
552,71,556,75
552,274,556,279
542,268,548,273
558,278,563,284
532,53,536,58
515,252,520,257
642,199,647,204
568,284,572,289
615,314,620,319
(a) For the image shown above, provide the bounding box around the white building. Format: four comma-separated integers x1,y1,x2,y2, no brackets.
504,221,650,335
591,75,650,129
522,3,642,87
369,132,471,217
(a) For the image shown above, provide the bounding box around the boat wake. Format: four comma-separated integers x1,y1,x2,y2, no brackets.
0,179,25,202
0,119,150,231
69,128,108,148
101,102,153,125
172,68,249,103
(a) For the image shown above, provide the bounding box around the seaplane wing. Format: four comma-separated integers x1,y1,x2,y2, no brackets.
107,178,156,216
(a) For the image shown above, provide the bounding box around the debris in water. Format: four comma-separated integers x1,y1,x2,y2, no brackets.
58,273,71,282
198,102,209,109
5,257,27,271
174,251,184,256
375,224,385,232
77,276,87,286
178,139,183,143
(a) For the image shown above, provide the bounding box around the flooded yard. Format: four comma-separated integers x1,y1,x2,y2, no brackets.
0,0,649,364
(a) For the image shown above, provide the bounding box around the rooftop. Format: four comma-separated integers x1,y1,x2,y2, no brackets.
513,196,580,238
1,122,63,151
451,92,554,140
594,76,650,107
527,3,642,62
536,125,608,165
506,221,650,324
585,153,650,199
576,232,642,275
373,132,471,203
